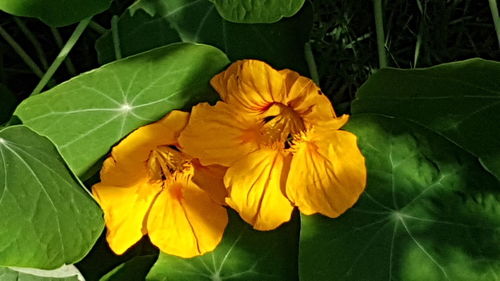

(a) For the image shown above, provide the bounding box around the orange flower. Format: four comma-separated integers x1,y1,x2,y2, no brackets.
179,60,366,230
92,111,228,258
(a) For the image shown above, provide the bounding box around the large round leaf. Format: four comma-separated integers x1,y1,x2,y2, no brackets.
0,126,104,268
209,0,305,23
146,211,300,281
0,0,112,27
96,0,312,74
352,59,500,180
15,43,229,177
299,114,500,281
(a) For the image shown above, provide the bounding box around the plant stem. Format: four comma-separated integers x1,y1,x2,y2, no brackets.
111,15,122,60
0,24,44,78
13,18,49,70
50,27,77,75
488,0,500,48
31,18,91,96
89,21,107,35
304,42,320,85
373,0,388,68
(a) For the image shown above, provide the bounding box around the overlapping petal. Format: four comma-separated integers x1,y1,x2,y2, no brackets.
179,102,262,167
224,149,294,230
93,110,228,257
286,118,366,217
279,69,336,125
92,180,161,254
211,60,286,110
147,178,228,258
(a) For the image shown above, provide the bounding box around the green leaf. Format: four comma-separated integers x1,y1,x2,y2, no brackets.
0,84,16,124
209,0,305,23
15,43,229,177
100,256,156,281
0,267,79,281
6,265,83,280
96,0,312,74
352,58,500,180
146,211,300,281
0,0,112,27
95,9,181,64
0,126,103,269
299,114,500,281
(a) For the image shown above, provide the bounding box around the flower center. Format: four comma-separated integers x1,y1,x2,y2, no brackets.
260,103,305,147
147,146,192,183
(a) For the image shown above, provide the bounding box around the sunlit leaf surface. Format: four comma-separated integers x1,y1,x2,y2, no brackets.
353,59,500,180
147,211,300,281
0,267,78,281
15,43,229,177
0,126,103,268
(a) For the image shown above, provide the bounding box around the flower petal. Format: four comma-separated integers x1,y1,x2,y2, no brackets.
92,180,162,255
147,179,228,258
103,110,189,183
191,159,228,205
286,120,366,217
210,60,286,110
224,149,294,230
279,69,336,126
178,102,261,166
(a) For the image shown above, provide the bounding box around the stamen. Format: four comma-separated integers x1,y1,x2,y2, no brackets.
147,146,192,183
259,103,305,146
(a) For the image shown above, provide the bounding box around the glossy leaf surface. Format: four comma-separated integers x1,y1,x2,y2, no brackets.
16,43,229,176
0,126,103,268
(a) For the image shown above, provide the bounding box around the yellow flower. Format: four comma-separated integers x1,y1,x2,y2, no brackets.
92,110,228,258
179,60,366,230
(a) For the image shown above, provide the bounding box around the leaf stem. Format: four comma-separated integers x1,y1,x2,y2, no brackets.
13,18,49,70
373,0,388,68
31,18,91,96
88,21,107,35
488,0,500,48
0,24,44,78
50,27,77,76
304,42,320,85
111,15,122,60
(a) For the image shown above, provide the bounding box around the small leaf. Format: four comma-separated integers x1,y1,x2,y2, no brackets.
0,267,79,281
0,126,103,268
96,0,312,74
353,58,500,180
146,211,300,281
209,0,305,23
299,114,500,281
0,0,112,27
100,256,156,281
15,43,229,177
